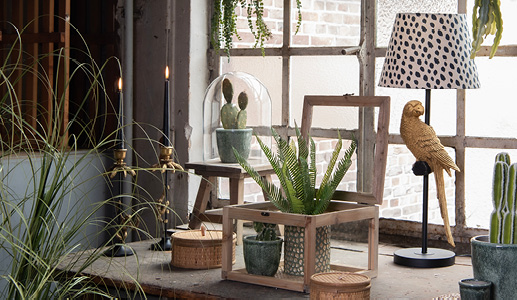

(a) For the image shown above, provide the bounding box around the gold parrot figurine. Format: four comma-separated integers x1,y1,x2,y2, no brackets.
400,100,459,247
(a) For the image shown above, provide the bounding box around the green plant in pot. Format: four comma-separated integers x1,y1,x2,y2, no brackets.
216,78,252,163
234,126,357,276
471,152,517,299
243,222,282,276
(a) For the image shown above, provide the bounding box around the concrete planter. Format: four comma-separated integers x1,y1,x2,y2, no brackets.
471,235,517,299
283,225,331,276
243,236,282,276
215,128,252,163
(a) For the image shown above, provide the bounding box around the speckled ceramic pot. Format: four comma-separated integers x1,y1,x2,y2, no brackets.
471,235,517,300
215,128,252,163
243,236,282,276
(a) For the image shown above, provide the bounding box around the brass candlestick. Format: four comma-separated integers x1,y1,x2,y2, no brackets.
150,145,183,251
104,148,138,257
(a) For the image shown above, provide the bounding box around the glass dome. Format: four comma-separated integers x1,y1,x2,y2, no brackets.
203,72,272,162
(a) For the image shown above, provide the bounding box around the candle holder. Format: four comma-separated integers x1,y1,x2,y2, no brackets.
104,148,138,257
150,145,183,251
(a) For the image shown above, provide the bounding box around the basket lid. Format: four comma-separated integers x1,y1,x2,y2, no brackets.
310,272,370,288
172,230,224,241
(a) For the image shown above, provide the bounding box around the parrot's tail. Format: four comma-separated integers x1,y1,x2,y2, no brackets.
434,166,456,247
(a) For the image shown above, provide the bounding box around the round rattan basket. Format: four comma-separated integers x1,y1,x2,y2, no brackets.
171,230,236,269
310,272,371,300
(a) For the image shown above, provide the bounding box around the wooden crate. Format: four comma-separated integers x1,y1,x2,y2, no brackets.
221,201,379,293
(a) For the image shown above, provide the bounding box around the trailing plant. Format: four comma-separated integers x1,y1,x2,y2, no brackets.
490,152,517,244
220,78,248,129
471,0,503,59
211,0,303,57
253,222,277,241
234,125,357,215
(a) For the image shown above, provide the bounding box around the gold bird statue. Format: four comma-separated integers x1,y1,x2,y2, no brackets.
400,100,459,247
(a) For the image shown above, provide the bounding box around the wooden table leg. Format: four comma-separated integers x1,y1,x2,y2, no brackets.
188,175,213,229
229,177,244,245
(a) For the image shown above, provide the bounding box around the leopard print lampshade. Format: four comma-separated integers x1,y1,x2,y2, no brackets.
379,13,480,90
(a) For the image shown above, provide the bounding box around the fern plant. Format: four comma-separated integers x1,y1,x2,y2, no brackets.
234,126,356,215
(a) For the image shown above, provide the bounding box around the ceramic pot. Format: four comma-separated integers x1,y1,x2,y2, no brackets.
471,235,517,299
283,225,331,276
215,128,252,163
243,235,282,276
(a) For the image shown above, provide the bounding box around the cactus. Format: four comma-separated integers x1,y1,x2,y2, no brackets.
254,222,277,241
490,152,517,244
236,92,248,129
220,79,248,129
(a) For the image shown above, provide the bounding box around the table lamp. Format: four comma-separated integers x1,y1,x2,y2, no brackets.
379,13,480,267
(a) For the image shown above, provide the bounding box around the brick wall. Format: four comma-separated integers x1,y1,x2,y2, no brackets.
223,0,455,224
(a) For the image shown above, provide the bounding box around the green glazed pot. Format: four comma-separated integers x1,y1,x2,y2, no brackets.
471,235,517,300
243,235,282,276
215,128,252,163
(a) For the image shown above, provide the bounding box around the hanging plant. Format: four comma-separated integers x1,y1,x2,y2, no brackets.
211,0,302,56
471,0,503,59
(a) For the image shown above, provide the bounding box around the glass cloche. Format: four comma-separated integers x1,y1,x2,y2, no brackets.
203,72,272,163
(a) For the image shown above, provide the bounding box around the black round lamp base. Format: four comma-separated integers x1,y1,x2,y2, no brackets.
394,248,455,268
150,236,172,251
103,244,134,257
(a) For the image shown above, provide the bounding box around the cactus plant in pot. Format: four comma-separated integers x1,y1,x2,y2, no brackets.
471,152,517,299
243,222,283,276
234,126,357,276
216,78,252,163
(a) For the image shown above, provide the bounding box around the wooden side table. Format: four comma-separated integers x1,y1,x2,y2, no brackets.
185,159,275,244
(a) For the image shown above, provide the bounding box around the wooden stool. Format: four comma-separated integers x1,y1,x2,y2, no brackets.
186,159,275,244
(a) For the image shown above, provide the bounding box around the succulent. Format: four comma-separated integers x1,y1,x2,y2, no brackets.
490,152,517,244
220,78,248,129
253,222,277,241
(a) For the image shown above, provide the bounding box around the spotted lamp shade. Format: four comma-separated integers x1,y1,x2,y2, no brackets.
379,13,480,90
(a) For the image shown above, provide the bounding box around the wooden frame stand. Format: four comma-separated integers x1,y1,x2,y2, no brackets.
221,201,379,292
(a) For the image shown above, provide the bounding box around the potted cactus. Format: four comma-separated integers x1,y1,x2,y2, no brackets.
470,152,517,299
243,222,283,276
215,78,253,163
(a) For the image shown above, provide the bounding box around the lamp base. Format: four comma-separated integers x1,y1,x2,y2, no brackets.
103,244,134,257
394,248,455,268
150,236,172,251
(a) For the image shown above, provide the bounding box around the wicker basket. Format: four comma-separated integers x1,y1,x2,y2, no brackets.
171,230,236,269
310,272,371,300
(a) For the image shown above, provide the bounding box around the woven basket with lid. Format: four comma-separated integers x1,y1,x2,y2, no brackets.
171,229,236,269
310,272,371,299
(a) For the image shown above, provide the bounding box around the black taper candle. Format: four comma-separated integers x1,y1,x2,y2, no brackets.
163,66,170,146
116,78,125,149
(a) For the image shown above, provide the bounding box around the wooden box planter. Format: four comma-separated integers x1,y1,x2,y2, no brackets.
221,201,379,292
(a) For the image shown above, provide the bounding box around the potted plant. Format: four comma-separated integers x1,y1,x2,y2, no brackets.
470,0,503,59
471,152,517,299
216,78,252,163
234,126,357,276
243,222,283,276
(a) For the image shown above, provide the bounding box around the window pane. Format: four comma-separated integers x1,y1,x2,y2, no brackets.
221,56,283,125
290,56,360,127
233,1,283,48
465,149,517,229
466,57,517,138
291,0,361,47
376,0,457,47
375,58,457,135
466,0,517,46
381,145,456,226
